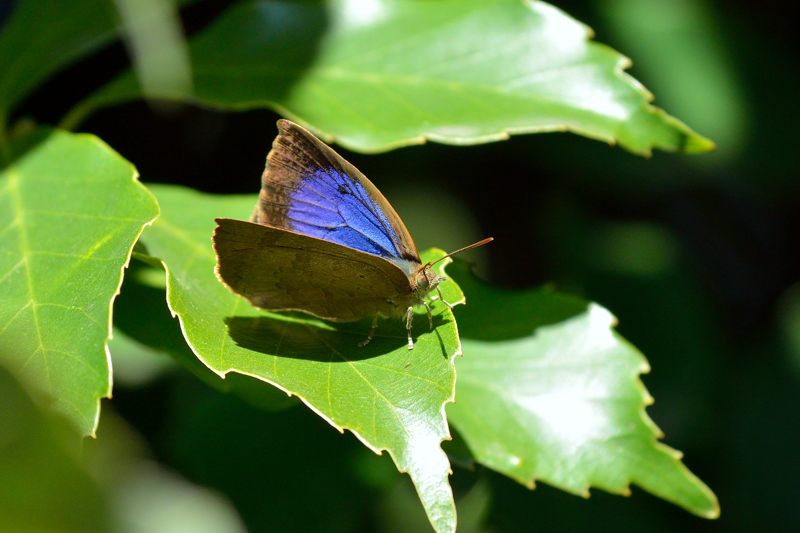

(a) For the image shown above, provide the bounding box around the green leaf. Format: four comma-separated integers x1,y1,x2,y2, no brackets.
112,258,298,412
0,366,109,532
600,0,746,161
0,0,121,124
74,0,711,155
139,184,463,533
446,261,720,519
0,128,159,436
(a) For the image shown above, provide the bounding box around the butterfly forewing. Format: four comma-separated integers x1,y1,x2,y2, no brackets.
254,120,421,274
213,218,416,322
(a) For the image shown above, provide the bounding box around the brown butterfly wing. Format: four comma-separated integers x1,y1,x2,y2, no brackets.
213,218,415,322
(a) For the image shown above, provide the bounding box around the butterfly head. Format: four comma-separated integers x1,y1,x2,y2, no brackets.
412,262,445,297
411,237,495,300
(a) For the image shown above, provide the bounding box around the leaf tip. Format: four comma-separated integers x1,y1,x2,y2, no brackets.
705,503,721,520
683,133,716,154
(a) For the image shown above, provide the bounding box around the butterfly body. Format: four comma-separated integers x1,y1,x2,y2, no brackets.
213,119,449,349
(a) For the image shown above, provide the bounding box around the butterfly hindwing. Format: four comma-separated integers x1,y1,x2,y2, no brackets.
254,120,421,274
213,218,416,322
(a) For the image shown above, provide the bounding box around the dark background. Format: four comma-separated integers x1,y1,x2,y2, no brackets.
11,0,799,531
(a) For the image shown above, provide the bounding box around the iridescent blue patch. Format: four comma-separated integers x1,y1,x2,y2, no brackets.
286,168,403,261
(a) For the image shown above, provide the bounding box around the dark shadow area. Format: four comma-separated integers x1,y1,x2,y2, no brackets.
447,259,588,342
2,1,245,169
113,259,297,412
8,0,329,149
113,261,199,369
0,127,55,172
77,1,332,193
0,0,16,30
146,375,394,532
224,310,451,362
442,425,479,471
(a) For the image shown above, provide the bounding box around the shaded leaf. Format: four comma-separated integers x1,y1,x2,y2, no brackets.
0,365,109,531
0,128,159,435
75,0,711,155
0,0,197,124
112,258,298,412
139,184,463,533
446,261,720,518
0,0,121,122
81,392,247,533
601,0,746,160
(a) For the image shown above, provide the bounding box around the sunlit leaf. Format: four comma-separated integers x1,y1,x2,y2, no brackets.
0,128,159,435
74,0,711,155
446,261,720,519
138,184,463,533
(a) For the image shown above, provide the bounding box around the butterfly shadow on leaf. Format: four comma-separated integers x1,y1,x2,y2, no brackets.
224,312,451,362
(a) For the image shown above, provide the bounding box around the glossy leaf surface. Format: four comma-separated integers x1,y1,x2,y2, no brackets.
447,261,720,518
139,184,463,533
0,129,158,435
0,0,120,122
78,0,711,155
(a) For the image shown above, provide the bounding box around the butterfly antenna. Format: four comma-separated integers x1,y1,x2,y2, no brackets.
427,237,494,267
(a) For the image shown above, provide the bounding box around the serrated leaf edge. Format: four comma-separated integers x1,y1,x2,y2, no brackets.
449,268,719,519
0,131,160,437
462,297,719,518
151,249,462,532
68,0,712,157
80,134,160,437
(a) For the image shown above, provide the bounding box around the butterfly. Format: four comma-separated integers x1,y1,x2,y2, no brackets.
213,119,491,349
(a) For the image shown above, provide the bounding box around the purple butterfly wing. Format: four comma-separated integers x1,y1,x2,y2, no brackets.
253,120,421,275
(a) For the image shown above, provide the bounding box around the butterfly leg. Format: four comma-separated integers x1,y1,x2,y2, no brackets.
358,315,379,347
436,287,454,309
421,300,433,329
405,306,415,350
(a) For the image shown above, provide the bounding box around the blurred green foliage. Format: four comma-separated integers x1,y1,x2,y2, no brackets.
1,0,797,531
